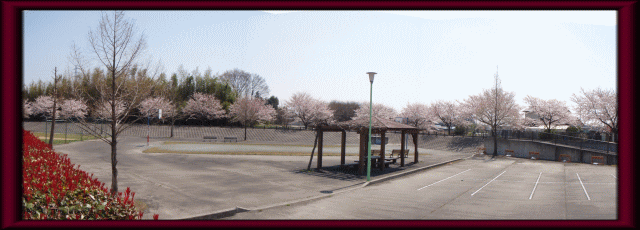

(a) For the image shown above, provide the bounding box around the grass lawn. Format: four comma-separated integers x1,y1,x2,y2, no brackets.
32,132,99,145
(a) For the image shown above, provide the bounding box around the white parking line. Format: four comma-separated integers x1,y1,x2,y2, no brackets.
529,172,542,199
576,173,591,200
471,170,506,196
417,169,472,191
611,174,617,179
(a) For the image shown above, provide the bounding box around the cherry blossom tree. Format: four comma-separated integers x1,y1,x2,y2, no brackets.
353,102,397,121
138,97,176,122
400,102,431,129
93,100,127,120
462,69,521,157
182,92,226,121
275,106,295,127
571,87,618,141
430,100,467,135
523,96,575,133
59,99,88,119
229,97,276,140
31,95,57,118
284,92,333,129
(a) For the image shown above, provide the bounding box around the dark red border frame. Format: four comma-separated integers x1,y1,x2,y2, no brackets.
2,1,635,228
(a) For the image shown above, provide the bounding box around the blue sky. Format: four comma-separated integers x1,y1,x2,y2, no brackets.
23,10,616,113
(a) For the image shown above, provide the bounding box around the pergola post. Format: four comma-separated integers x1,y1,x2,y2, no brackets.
359,131,366,175
341,130,346,165
317,130,323,169
380,131,386,170
413,132,419,163
400,130,406,167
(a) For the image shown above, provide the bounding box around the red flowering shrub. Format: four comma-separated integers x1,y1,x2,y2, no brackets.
22,130,159,220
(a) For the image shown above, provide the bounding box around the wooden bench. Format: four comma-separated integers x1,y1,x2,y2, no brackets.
203,136,217,142
529,151,539,160
559,154,571,163
505,149,514,157
390,149,410,158
223,137,238,142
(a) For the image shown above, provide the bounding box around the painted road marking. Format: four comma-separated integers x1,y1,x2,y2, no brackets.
417,169,472,191
471,170,506,196
611,174,617,179
576,173,591,200
529,172,542,199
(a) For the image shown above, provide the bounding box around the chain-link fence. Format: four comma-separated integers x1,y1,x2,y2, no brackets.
23,121,487,153
498,129,618,153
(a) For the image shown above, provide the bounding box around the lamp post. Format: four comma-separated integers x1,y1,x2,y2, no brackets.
366,72,376,181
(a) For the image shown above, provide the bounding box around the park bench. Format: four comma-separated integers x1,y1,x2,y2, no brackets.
505,149,514,157
223,137,238,142
390,149,410,158
529,151,539,160
559,154,571,163
203,136,217,142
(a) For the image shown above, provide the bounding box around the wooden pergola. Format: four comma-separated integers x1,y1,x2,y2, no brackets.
315,117,422,175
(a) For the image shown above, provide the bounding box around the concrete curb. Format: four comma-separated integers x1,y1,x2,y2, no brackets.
364,156,472,186
182,206,251,220
182,155,472,220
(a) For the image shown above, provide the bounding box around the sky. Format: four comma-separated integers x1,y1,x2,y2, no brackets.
23,10,616,113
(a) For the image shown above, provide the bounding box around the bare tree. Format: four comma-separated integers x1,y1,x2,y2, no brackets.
220,68,251,98
462,68,521,157
248,73,270,98
48,67,61,146
69,11,157,195
571,87,618,141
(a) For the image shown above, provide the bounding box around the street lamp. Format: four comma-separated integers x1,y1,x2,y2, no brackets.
366,72,376,181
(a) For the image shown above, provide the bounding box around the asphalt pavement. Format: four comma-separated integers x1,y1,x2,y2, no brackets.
51,136,470,220
226,156,617,220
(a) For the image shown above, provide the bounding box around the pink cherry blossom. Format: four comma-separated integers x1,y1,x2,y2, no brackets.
182,93,226,120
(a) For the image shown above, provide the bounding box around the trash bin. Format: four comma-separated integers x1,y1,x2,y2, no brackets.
372,136,388,145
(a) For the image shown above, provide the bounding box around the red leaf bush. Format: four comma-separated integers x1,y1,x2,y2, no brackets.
22,130,159,220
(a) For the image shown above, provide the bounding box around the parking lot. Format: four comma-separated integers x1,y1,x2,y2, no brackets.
227,156,617,219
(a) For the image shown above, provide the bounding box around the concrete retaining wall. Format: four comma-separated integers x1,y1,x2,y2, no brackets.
484,138,617,165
